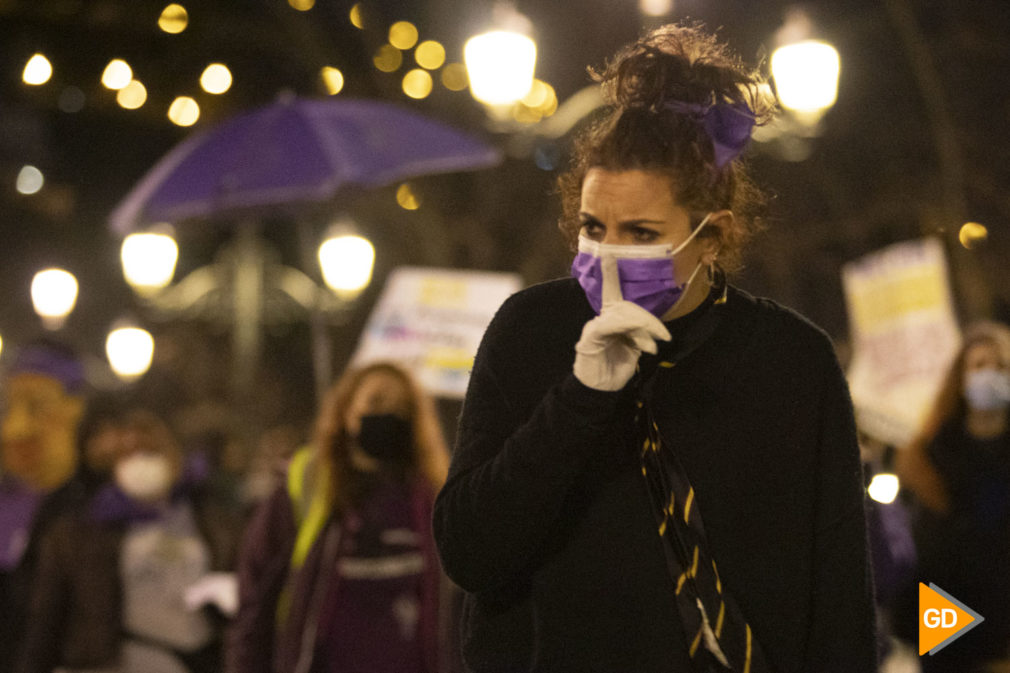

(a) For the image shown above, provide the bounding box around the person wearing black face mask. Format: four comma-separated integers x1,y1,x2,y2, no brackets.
227,362,456,673
355,414,415,465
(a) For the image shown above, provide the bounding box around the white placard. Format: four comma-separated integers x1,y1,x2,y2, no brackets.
351,267,523,398
842,237,961,447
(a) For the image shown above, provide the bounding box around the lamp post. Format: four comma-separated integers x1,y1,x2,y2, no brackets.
106,325,155,381
120,229,179,295
464,2,537,107
119,223,375,418
31,268,78,330
769,9,841,127
771,40,841,125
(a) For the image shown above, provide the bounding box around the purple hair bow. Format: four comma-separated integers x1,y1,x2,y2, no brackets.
666,100,756,170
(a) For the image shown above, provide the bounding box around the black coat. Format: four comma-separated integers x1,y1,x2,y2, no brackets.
433,278,877,673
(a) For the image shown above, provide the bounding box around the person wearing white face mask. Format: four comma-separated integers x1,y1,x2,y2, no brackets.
433,23,877,673
17,408,239,673
895,321,1010,672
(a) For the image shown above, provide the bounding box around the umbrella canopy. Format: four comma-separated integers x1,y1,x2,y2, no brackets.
109,96,502,234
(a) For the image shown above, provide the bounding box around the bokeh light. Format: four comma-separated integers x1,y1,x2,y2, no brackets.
402,69,433,99
373,45,403,73
321,67,345,95
464,31,537,105
867,473,900,504
959,222,989,250
102,59,133,90
106,327,155,380
117,80,148,109
415,40,446,70
389,21,419,50
158,4,188,33
639,0,673,16
31,268,78,325
396,182,421,210
200,63,232,94
168,96,200,126
23,54,53,85
318,234,375,298
771,40,840,114
349,3,365,29
441,63,468,91
16,166,44,195
288,0,315,10
121,231,179,292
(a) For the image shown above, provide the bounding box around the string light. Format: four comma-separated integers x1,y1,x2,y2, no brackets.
168,96,200,126
321,67,345,95
402,69,433,99
16,166,44,195
396,183,421,210
959,222,989,250
389,21,419,50
440,63,468,91
158,4,188,33
349,3,365,28
101,59,133,90
117,80,148,109
200,63,232,94
23,54,53,85
415,41,446,70
374,45,403,73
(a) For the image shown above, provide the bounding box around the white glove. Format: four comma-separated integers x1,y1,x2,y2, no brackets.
573,255,671,391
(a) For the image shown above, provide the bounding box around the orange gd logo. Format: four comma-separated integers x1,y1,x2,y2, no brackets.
919,582,985,656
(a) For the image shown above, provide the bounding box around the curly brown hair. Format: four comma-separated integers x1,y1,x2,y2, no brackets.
557,22,776,273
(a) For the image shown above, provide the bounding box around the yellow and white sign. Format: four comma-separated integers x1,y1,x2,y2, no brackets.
351,267,522,398
842,237,961,447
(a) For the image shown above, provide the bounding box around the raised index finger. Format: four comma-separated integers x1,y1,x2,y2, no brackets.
601,253,623,309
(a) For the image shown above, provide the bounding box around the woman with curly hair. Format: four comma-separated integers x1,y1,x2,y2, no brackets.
433,23,877,673
227,361,451,673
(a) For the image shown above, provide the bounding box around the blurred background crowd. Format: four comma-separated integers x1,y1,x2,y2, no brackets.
1,0,1010,671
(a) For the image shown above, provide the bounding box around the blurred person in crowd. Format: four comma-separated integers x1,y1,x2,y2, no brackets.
433,23,877,673
74,391,129,496
894,321,1010,672
0,339,87,673
17,407,239,673
227,361,453,673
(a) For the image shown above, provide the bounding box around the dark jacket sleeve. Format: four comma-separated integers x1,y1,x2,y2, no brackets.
803,343,879,672
432,294,630,595
16,517,71,673
225,485,296,673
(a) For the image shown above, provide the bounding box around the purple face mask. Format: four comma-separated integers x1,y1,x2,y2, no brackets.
571,213,712,317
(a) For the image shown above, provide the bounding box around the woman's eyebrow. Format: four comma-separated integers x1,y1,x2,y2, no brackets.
578,212,665,227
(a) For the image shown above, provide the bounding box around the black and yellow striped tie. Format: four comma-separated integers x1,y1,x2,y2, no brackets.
635,280,770,673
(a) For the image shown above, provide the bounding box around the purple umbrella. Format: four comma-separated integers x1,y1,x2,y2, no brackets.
109,95,502,234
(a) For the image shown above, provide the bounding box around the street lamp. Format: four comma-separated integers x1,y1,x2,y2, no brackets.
31,268,78,330
106,325,155,381
318,233,375,300
119,223,375,406
121,229,179,295
771,40,840,124
464,3,537,106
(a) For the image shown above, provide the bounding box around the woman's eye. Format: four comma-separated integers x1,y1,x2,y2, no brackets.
581,222,604,239
632,228,659,243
